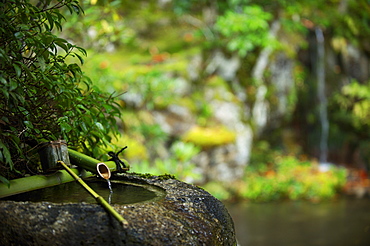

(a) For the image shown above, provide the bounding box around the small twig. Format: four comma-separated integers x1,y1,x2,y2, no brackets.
17,127,28,137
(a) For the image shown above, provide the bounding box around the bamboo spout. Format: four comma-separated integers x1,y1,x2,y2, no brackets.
68,149,118,178
68,149,129,175
96,163,111,179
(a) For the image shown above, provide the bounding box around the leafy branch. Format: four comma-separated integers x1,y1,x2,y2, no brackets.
0,0,122,182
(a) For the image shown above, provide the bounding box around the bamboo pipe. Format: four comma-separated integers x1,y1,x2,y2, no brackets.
0,168,93,198
0,150,129,199
96,162,111,180
67,149,129,174
58,161,128,226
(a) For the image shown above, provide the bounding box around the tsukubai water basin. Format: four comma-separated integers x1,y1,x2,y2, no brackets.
0,173,236,245
2,177,164,205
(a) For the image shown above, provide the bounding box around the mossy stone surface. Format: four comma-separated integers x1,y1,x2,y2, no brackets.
0,173,236,245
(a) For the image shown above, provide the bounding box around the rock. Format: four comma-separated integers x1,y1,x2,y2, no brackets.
0,174,236,246
205,50,240,81
153,105,195,136
269,52,295,118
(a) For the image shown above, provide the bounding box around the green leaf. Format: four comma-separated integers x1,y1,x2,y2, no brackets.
0,175,10,187
8,78,18,91
55,21,63,31
76,46,87,57
60,122,73,133
23,121,33,129
13,64,22,77
0,142,12,166
45,12,54,31
80,121,88,132
0,75,6,84
37,56,46,71
19,62,36,80
54,38,69,52
95,122,105,131
73,52,84,65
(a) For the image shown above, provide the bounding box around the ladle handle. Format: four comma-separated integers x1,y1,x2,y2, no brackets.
58,161,128,226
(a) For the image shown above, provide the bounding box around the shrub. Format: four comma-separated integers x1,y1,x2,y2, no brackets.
237,155,347,202
0,0,121,182
215,5,273,57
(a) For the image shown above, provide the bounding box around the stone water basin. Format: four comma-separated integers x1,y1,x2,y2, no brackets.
2,177,165,205
0,173,236,245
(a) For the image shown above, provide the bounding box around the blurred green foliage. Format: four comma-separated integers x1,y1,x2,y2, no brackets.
2,0,367,202
225,148,346,202
333,80,370,130
126,71,180,110
131,141,201,183
69,0,368,201
215,5,273,57
329,80,370,170
61,0,136,51
98,134,148,161
205,141,347,202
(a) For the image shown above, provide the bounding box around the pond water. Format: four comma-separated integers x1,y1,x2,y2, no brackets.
2,178,164,205
225,197,370,246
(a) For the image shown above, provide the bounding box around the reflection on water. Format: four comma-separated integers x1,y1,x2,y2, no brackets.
3,179,159,205
225,198,370,246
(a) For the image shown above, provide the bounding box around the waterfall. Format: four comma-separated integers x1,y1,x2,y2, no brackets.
315,27,329,163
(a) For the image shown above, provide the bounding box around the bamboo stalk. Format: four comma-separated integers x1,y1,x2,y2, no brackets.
58,161,128,226
0,168,93,198
0,150,128,199
68,149,129,173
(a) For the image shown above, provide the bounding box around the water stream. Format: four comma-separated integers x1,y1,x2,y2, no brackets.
107,179,113,193
315,27,329,163
107,179,113,204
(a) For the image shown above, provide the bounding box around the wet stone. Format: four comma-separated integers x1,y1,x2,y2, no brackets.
0,174,236,245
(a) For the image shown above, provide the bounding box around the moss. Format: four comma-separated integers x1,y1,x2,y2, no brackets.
129,172,177,180
157,173,176,180
129,172,155,179
182,125,236,147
